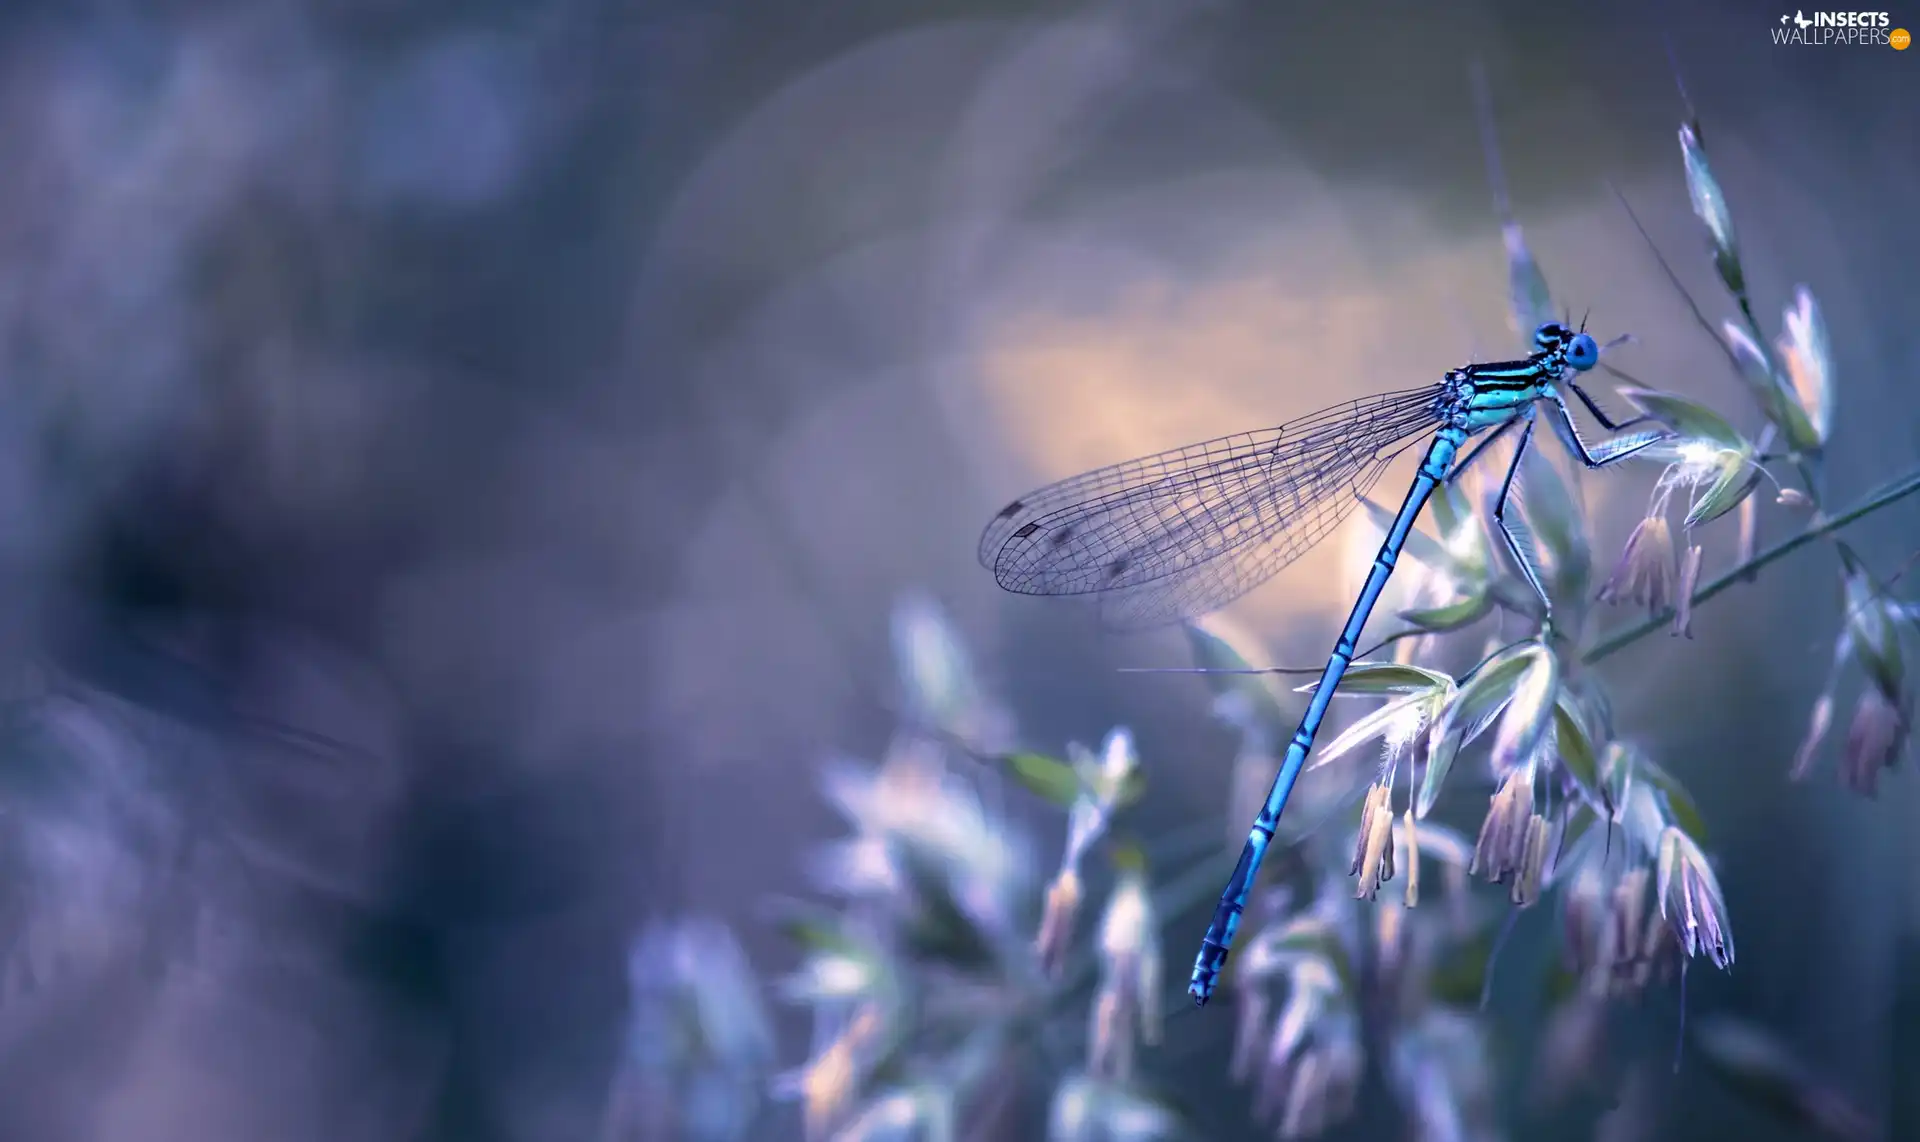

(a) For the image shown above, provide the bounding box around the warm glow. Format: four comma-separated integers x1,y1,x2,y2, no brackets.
972,271,1458,632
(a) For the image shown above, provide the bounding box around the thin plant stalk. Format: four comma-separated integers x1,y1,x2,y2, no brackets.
1585,464,1920,664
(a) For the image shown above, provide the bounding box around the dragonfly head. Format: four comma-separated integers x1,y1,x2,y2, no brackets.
1532,321,1600,373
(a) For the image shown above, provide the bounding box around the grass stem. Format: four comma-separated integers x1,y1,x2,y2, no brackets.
1583,464,1920,664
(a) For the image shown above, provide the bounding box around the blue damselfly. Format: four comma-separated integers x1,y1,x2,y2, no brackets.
977,321,1666,1006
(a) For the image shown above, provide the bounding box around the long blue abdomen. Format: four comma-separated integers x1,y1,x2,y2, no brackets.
1188,427,1463,1005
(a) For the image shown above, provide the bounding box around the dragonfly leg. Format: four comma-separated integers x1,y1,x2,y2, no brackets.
1444,416,1517,484
1566,379,1655,432
1490,415,1555,626
1550,393,1665,470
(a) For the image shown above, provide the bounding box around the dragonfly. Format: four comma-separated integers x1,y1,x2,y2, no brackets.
977,320,1667,1006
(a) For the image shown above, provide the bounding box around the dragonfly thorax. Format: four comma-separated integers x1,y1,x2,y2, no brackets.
1436,369,1479,421
1448,354,1564,433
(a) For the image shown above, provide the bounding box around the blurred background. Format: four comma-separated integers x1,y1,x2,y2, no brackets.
0,0,1913,1139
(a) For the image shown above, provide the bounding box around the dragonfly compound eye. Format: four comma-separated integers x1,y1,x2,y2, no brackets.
1565,332,1599,371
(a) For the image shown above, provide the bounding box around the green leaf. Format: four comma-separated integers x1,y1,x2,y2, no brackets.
1400,593,1494,633
1001,751,1080,808
1606,750,1670,860
1617,387,1748,452
1441,644,1541,742
1417,723,1463,820
1303,662,1454,696
1685,449,1762,529
1552,696,1600,795
1490,648,1560,772
1315,692,1431,769
1550,803,1602,884
1638,756,1708,844
1600,741,1632,817
1418,644,1539,817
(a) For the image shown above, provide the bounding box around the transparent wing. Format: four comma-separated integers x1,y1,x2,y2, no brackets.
1090,447,1418,631
979,383,1450,630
